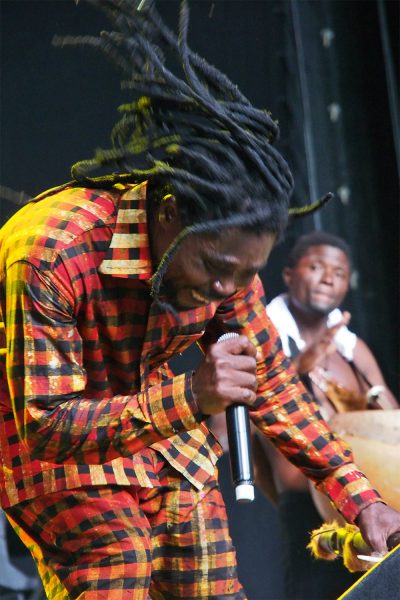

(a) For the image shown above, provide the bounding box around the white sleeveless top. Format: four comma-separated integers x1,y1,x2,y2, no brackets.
267,293,357,360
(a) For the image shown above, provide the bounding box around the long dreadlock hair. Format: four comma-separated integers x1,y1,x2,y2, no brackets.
54,0,331,297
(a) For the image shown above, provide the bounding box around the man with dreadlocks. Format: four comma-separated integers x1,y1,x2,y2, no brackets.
0,1,399,598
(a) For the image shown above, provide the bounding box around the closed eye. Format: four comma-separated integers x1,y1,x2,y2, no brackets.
203,258,234,277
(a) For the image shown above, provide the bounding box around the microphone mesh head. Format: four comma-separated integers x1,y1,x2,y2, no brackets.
217,332,239,343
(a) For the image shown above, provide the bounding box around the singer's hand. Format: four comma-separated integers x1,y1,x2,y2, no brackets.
192,335,259,415
355,502,400,554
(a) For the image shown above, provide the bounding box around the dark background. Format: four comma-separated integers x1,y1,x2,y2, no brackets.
1,1,399,599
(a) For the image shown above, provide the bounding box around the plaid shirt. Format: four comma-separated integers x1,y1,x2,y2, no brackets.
0,182,382,521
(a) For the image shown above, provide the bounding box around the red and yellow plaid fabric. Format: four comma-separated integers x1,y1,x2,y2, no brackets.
0,182,382,522
6,451,245,599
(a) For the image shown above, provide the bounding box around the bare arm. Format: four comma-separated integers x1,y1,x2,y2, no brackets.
295,312,351,374
353,338,398,409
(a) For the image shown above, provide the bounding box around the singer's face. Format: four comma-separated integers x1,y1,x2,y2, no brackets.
151,220,276,310
283,245,351,316
162,230,276,309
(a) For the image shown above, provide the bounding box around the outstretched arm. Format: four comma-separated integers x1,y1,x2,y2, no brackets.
205,276,400,551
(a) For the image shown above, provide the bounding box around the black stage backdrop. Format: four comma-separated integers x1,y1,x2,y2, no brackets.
1,2,398,599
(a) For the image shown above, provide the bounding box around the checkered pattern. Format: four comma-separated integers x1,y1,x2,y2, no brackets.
6,451,245,599
0,181,381,523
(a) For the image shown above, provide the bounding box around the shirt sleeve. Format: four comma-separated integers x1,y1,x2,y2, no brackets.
209,275,383,523
4,260,203,465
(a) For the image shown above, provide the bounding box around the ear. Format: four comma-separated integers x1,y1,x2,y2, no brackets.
156,194,179,225
282,266,292,288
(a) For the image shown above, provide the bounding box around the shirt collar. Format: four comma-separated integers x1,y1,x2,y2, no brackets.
98,181,153,280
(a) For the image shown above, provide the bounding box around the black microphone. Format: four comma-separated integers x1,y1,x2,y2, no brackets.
218,332,255,503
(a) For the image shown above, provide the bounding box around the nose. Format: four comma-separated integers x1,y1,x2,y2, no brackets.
212,278,236,298
320,268,334,285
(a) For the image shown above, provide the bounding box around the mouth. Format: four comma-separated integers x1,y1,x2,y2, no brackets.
312,290,334,301
160,281,224,310
190,289,212,305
